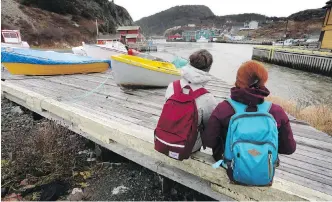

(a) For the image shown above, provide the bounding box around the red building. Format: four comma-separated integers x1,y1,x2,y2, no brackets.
168,33,182,40
117,26,144,44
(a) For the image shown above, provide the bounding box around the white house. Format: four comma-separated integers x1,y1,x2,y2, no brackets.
188,24,196,27
243,21,259,30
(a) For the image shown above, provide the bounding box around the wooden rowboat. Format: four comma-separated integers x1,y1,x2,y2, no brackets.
1,47,111,76
111,54,181,88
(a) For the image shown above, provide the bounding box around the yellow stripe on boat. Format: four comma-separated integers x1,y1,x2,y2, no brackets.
2,62,109,76
111,54,181,76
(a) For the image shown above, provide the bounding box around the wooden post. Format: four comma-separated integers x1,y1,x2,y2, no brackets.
282,19,289,48
96,19,99,37
159,176,175,194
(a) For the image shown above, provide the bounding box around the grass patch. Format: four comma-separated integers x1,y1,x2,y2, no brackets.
266,96,332,135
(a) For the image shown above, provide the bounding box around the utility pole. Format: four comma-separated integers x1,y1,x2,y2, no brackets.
96,19,99,37
282,19,289,48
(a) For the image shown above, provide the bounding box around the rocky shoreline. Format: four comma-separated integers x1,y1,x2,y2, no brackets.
1,98,214,201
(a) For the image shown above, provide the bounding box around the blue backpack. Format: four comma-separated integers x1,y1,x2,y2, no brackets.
214,98,279,186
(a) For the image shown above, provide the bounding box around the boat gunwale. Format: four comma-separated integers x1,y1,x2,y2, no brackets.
111,55,181,76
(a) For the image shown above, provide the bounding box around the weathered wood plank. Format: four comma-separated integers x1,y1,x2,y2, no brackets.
275,170,332,196
279,156,332,178
283,153,332,170
291,124,332,143
279,163,332,187
294,136,332,152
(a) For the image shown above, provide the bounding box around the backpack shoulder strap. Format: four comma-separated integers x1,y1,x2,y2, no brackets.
173,80,182,95
257,101,272,113
226,98,247,114
192,88,209,99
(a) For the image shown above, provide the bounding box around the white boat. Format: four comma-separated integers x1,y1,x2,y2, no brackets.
1,30,30,49
273,39,294,46
111,54,181,87
72,41,127,59
196,36,209,43
71,46,87,56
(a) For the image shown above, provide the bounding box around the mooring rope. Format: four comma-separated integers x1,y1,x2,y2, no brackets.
63,71,113,103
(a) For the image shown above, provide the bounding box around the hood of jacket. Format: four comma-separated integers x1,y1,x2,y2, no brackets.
181,65,212,85
230,86,271,107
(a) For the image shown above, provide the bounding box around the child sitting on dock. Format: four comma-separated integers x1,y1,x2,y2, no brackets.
154,49,217,160
203,60,296,186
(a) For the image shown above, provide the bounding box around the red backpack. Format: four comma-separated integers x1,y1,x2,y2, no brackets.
154,80,209,161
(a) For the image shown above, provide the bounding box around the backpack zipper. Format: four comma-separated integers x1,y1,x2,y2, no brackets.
268,152,272,180
231,140,277,152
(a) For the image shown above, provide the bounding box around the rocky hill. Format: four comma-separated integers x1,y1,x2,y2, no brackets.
134,5,324,39
135,5,214,36
288,8,325,21
1,0,133,48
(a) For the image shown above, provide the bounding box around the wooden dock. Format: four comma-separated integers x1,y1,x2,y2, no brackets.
1,70,332,201
252,46,332,77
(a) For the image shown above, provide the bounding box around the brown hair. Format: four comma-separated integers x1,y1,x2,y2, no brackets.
235,60,268,89
189,49,213,72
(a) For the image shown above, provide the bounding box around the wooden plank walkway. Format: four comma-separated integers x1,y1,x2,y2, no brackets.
1,70,332,201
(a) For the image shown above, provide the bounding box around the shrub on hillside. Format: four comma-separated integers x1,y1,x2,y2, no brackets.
39,27,64,41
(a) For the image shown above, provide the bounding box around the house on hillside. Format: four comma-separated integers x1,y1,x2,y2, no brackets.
230,23,243,35
241,21,259,30
117,26,144,44
320,0,332,49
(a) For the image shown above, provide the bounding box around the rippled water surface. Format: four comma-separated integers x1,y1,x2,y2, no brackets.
151,42,332,106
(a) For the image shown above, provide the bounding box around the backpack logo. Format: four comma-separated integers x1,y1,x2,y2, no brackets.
169,151,179,159
248,149,261,157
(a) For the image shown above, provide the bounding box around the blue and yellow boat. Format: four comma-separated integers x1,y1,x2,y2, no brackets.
1,47,111,76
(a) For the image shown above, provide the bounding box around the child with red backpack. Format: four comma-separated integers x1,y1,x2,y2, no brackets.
154,49,218,160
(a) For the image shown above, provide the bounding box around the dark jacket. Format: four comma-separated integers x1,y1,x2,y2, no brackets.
202,86,296,161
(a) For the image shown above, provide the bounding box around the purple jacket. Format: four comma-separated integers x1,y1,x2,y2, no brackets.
202,86,296,161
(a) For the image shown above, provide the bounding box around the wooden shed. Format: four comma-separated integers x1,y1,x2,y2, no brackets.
320,0,332,49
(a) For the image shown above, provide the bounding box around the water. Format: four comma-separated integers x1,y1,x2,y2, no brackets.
151,41,332,106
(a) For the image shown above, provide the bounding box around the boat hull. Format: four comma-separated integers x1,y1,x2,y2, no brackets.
112,60,180,87
111,55,180,87
3,62,109,76
1,47,111,75
83,44,127,59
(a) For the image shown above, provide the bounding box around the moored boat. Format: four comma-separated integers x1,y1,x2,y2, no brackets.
111,54,180,87
1,47,111,76
1,30,30,49
72,41,127,59
196,36,209,43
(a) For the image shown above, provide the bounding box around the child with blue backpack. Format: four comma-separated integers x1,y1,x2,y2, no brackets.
203,60,296,186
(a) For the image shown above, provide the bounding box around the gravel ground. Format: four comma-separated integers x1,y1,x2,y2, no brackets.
1,98,214,201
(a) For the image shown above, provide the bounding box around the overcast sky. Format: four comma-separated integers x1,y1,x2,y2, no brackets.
116,0,327,21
